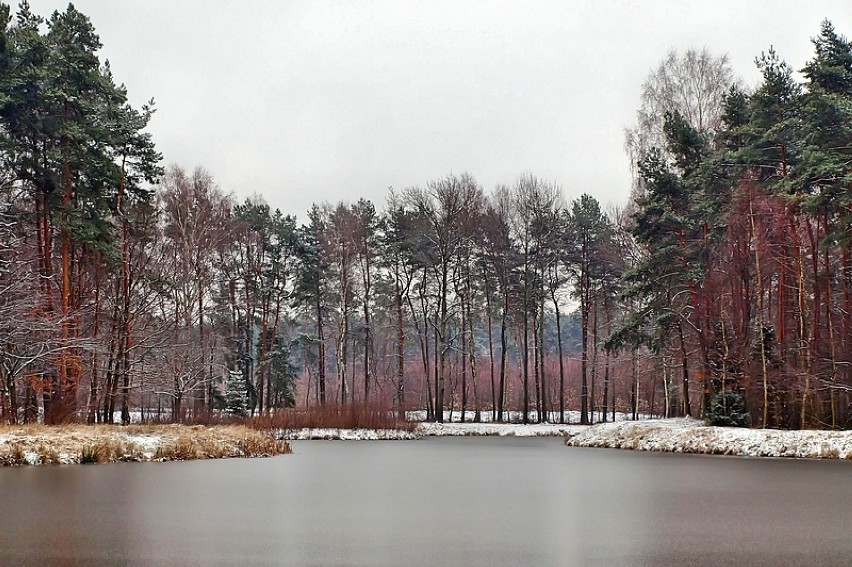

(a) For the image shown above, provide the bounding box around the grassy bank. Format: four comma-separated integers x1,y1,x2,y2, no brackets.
0,424,291,466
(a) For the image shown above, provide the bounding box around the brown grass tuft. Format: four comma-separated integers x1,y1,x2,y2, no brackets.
154,436,203,460
0,443,27,466
239,432,292,456
818,445,840,459
36,443,61,465
81,439,144,464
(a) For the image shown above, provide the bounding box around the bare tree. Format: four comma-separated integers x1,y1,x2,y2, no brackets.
481,188,517,422
403,174,484,423
625,48,736,179
158,166,232,420
507,173,562,423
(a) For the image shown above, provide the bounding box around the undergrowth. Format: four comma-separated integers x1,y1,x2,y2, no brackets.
247,403,416,432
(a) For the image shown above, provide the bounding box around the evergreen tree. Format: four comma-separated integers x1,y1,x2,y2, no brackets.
565,194,614,424
294,205,330,405
225,368,248,416
0,2,160,422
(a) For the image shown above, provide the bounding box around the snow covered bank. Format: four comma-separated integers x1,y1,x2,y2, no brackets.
279,418,852,460
0,424,290,466
274,410,644,440
12,417,825,462
277,422,583,440
563,418,852,459
417,422,582,437
279,428,419,440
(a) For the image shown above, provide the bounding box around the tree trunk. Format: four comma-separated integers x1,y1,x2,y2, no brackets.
552,288,566,424
460,286,468,423
590,298,599,423
316,288,326,405
748,183,770,428
120,215,132,426
395,263,405,419
484,268,496,422
580,269,590,425
678,322,691,417
522,247,530,425
467,270,481,422
531,300,540,422
362,245,372,403
538,294,547,423
603,348,611,423
631,349,639,421
89,276,101,423
498,291,508,422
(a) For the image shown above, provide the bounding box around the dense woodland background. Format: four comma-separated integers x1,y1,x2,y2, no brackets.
1,3,851,429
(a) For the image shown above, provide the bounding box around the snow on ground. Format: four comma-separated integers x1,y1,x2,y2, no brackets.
405,409,642,423
0,427,161,465
277,423,580,440
417,422,582,437
7,417,852,462
564,418,852,459
121,434,164,459
280,416,852,459
279,428,419,440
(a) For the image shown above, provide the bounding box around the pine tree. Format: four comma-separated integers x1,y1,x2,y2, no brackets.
566,194,614,424
225,368,248,416
294,205,330,405
0,3,161,423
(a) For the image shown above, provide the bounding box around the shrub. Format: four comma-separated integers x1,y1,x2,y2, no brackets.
705,390,750,427
247,403,416,432
80,444,106,464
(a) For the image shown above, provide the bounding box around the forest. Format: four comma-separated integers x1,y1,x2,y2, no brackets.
0,3,851,430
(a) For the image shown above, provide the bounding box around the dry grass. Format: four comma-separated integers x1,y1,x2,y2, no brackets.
152,427,291,461
80,439,145,464
248,403,416,432
37,443,63,465
0,423,290,466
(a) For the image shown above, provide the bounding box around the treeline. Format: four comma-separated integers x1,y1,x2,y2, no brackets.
0,4,850,429
615,21,852,429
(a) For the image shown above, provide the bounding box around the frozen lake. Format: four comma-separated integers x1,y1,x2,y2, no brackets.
1,437,850,566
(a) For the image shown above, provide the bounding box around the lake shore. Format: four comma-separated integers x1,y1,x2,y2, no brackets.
0,424,291,466
281,417,852,460
5,417,852,466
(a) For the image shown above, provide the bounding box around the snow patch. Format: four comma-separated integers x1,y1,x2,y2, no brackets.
122,434,163,459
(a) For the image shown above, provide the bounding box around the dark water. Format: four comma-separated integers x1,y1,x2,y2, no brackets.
1,437,850,566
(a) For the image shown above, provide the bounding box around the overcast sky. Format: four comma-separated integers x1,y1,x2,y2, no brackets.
22,1,852,220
